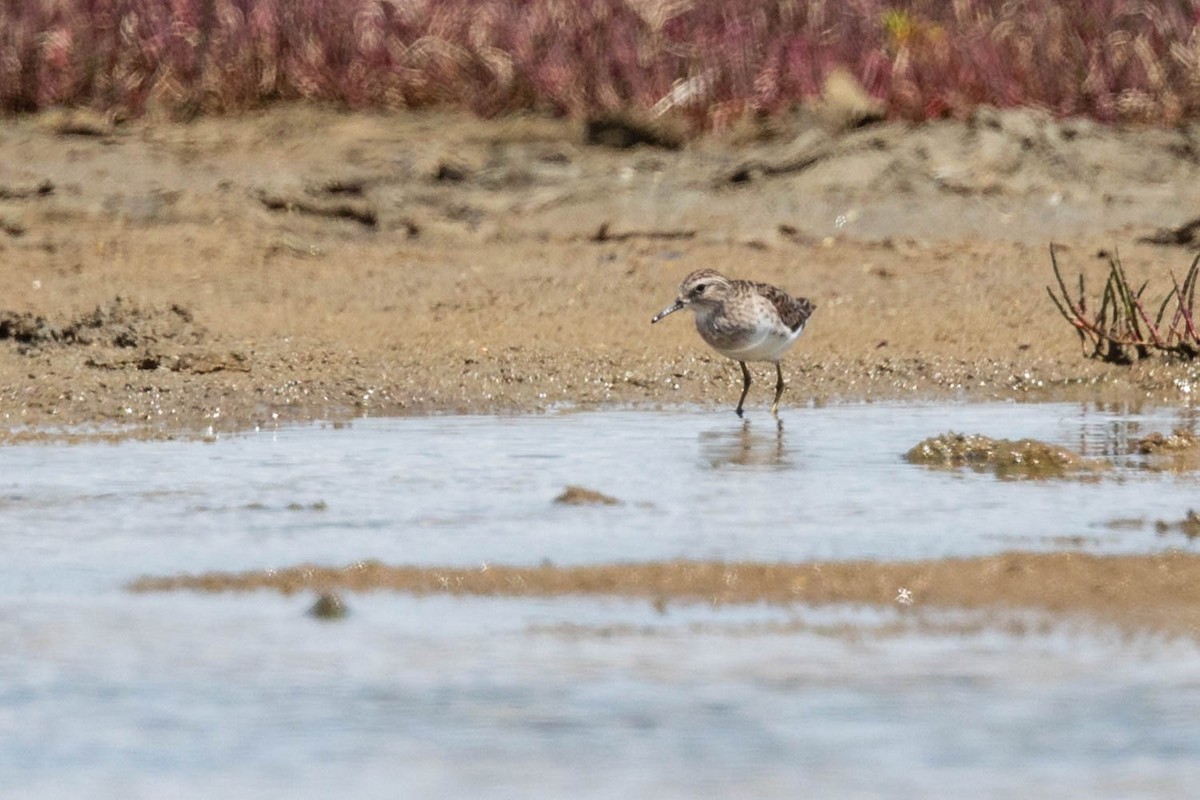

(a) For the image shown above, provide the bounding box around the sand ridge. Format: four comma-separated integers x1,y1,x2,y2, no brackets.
129,551,1200,638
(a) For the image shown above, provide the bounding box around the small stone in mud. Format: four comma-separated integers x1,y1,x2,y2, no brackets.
308,592,348,620
905,432,1095,479
554,485,621,506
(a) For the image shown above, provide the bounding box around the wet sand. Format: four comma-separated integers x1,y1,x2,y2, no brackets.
7,105,1200,633
2,106,1200,440
130,551,1200,638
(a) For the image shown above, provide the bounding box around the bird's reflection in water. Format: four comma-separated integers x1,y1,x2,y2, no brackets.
699,416,791,469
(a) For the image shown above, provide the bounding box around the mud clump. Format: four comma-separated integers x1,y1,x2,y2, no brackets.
554,485,621,506
1133,428,1200,472
1,297,247,374
67,298,205,349
1135,428,1198,454
905,432,1097,479
0,310,59,345
1,297,204,351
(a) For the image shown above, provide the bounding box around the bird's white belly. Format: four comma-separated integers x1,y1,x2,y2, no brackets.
714,325,804,362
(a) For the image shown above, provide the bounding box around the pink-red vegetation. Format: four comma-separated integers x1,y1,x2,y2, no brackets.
3,0,1200,126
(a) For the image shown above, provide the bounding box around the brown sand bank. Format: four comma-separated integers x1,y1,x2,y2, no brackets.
3,106,1200,439
130,551,1200,638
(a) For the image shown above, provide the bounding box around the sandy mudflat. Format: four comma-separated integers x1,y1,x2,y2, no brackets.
7,105,1200,633
2,105,1200,438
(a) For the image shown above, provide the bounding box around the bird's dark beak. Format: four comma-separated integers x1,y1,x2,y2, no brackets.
651,299,684,324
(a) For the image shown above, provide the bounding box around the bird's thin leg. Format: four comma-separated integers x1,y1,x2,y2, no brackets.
735,361,752,418
770,362,785,416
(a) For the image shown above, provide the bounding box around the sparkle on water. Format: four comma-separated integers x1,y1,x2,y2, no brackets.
3,401,1200,799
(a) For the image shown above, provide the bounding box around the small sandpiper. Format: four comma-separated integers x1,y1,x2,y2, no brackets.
651,269,815,417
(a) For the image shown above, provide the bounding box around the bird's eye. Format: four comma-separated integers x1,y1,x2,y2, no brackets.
691,283,708,296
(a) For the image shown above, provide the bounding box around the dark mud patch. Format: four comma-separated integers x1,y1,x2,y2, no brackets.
583,111,686,150
905,432,1101,479
589,222,697,243
1,297,204,349
0,217,26,237
0,310,59,344
84,351,250,374
0,297,247,374
128,552,1200,636
0,179,54,200
255,188,378,228
1140,216,1200,248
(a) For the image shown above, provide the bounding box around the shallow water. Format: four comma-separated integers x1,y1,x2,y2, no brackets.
3,402,1198,594
3,402,1200,798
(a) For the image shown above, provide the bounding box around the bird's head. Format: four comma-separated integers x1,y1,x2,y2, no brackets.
651,269,731,323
